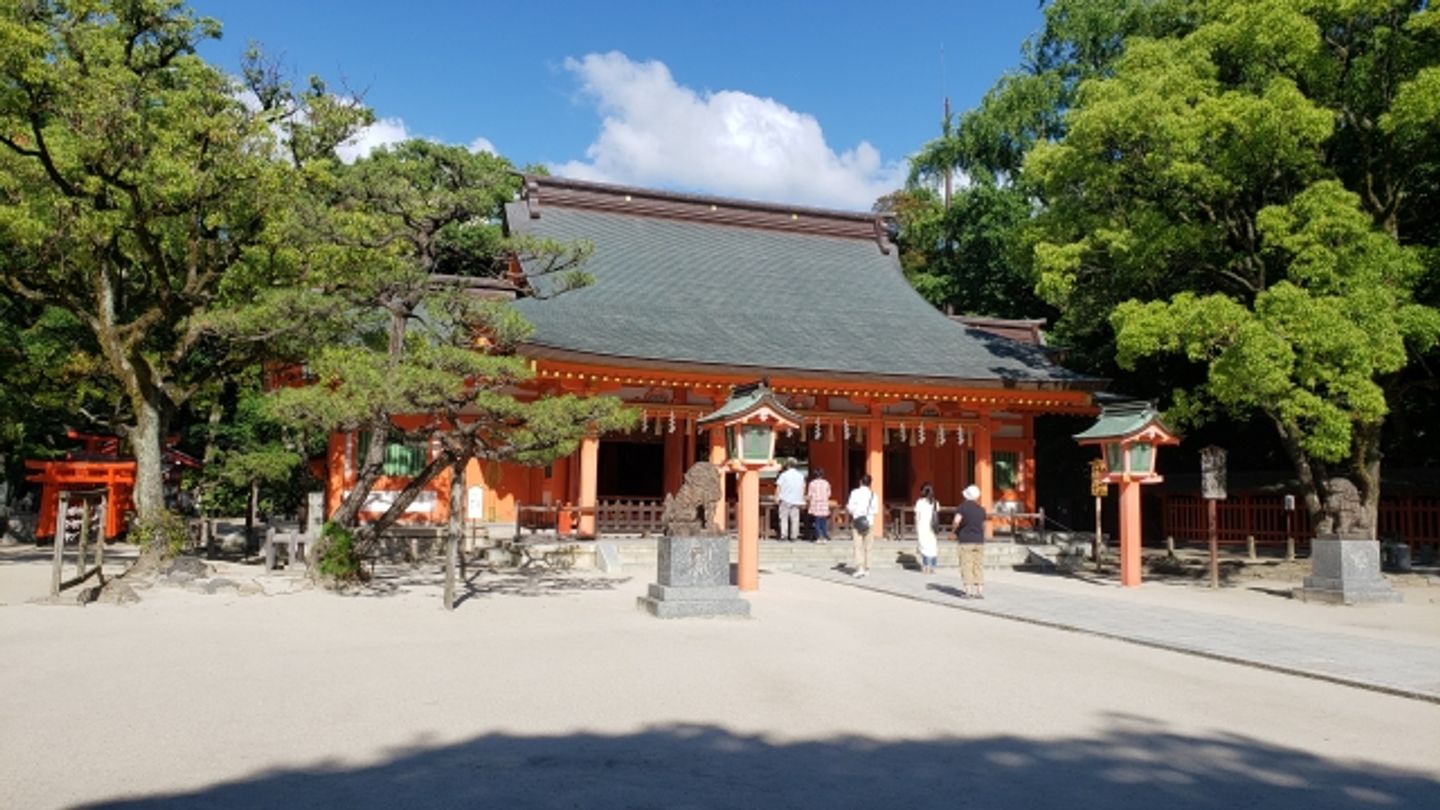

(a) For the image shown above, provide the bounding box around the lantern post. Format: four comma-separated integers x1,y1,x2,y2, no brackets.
1074,402,1180,588
696,380,800,592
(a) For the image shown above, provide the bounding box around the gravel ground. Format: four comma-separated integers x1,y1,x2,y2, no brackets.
2,544,1438,809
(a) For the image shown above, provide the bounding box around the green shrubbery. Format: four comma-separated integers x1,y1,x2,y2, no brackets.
317,522,365,582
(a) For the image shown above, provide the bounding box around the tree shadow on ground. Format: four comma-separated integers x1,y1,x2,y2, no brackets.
454,569,632,607
80,714,1439,809
345,562,631,604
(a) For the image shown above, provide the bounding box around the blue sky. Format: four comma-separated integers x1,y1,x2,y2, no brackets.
192,1,1046,209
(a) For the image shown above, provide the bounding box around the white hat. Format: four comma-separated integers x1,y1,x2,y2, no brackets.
963,485,981,501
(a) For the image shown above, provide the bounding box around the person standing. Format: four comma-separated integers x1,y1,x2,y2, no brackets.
914,483,940,574
952,484,988,598
806,467,832,543
847,473,878,578
774,459,806,542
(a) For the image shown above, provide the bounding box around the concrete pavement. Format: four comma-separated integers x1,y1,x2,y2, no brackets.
796,565,1440,703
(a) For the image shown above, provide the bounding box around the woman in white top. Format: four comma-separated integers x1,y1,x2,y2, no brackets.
846,473,879,578
914,482,940,574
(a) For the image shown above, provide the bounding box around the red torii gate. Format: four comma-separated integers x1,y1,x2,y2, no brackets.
25,432,199,540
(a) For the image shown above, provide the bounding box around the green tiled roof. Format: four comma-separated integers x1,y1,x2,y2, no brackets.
696,381,801,427
1073,401,1171,441
506,198,1100,388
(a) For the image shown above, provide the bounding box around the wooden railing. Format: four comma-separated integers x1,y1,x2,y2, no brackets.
1161,493,1440,551
596,498,665,535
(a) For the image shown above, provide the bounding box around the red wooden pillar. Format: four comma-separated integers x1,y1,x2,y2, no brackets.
737,469,760,591
709,427,728,532
975,410,994,539
578,434,599,537
1119,479,1143,587
866,413,884,536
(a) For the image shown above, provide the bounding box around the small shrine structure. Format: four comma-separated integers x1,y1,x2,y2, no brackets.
25,432,200,540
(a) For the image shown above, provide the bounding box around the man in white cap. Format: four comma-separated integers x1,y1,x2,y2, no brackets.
952,484,988,598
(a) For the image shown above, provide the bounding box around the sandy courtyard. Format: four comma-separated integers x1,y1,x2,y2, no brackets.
2,545,1438,809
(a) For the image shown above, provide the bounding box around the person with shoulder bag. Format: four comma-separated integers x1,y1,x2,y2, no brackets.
952,484,988,598
846,474,878,578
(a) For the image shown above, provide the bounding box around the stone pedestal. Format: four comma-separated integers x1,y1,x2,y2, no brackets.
637,534,749,618
1296,534,1402,605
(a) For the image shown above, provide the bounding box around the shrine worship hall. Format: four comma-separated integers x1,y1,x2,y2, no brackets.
323,175,1105,538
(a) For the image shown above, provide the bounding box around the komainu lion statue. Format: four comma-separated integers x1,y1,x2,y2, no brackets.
660,462,723,536
1315,477,1369,536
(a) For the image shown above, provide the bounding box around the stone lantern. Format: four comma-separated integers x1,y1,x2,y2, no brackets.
1074,401,1179,587
697,379,800,591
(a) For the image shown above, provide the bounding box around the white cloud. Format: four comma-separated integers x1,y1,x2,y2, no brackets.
336,117,500,163
336,116,411,163
553,52,906,210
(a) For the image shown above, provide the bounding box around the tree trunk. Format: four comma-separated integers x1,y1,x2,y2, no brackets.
129,385,168,523
246,480,260,555
1354,422,1383,541
330,423,389,528
330,305,412,529
444,456,464,610
353,448,455,550
1268,413,1327,531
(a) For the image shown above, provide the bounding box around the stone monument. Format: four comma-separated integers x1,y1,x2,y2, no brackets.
637,462,750,618
1296,477,1401,604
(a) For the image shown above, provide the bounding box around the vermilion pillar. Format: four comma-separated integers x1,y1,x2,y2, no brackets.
976,412,994,539
866,415,885,536
737,468,760,591
709,428,727,531
663,426,684,497
1118,479,1143,587
578,434,599,537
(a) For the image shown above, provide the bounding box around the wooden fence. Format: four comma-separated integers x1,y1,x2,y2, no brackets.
1161,493,1440,552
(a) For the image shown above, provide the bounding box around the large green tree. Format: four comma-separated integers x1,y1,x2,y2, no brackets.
901,0,1195,323
0,0,364,556
1023,0,1440,527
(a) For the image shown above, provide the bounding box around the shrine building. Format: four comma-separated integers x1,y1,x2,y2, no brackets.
324,175,1104,537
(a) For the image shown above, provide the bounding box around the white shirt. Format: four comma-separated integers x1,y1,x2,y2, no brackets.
847,486,878,520
775,468,806,506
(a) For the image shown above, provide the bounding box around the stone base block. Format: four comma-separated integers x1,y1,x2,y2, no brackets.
638,582,750,618
636,594,750,618
639,534,750,618
1296,535,1402,605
